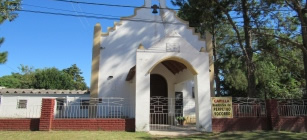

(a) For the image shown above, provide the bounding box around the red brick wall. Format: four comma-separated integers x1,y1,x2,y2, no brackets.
52,119,135,131
1,98,306,132
39,99,55,131
274,117,307,132
212,118,268,132
38,98,135,131
212,99,307,132
125,118,135,131
0,119,39,131
266,99,279,130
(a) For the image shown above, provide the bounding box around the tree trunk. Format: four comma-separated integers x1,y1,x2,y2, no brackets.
212,27,222,96
301,25,307,91
213,0,256,97
242,0,256,97
304,54,307,91
297,0,307,93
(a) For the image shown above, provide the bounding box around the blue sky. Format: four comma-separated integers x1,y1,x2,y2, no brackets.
0,0,177,86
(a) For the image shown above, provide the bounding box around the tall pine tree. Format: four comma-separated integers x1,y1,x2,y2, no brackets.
0,0,21,64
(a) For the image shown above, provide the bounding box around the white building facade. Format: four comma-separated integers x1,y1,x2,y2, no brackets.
91,0,212,132
0,89,89,118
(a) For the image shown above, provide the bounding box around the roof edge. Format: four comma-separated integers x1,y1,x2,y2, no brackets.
101,5,205,45
0,89,90,95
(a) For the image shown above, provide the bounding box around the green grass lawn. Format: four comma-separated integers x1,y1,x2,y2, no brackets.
154,131,307,140
0,131,306,140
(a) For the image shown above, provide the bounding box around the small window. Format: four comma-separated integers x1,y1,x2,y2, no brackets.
192,87,195,98
80,100,89,109
56,99,65,110
18,100,27,109
98,98,103,103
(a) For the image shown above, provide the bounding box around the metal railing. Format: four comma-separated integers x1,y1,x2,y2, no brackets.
54,97,134,119
232,97,267,117
0,105,41,118
149,96,196,130
278,99,307,116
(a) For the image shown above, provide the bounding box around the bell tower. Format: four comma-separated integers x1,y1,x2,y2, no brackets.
144,0,166,8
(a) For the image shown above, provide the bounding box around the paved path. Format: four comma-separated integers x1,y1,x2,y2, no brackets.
149,130,202,136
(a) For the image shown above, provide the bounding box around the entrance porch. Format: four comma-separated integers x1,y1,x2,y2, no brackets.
135,49,212,132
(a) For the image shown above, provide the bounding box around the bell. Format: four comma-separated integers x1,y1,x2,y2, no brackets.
152,9,158,14
151,4,159,14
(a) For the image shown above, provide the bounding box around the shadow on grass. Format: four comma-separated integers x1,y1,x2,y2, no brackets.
138,131,307,140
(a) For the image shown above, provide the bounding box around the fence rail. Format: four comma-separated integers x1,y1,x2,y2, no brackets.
149,96,196,130
54,97,134,119
278,99,307,116
232,97,266,117
233,105,266,117
55,105,134,119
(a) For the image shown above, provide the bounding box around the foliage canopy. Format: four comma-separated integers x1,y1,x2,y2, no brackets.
0,64,88,90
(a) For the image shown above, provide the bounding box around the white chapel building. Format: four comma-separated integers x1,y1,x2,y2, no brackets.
90,0,213,132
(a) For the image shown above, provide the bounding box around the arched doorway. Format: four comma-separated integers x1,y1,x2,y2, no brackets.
135,50,212,132
150,74,167,98
150,74,168,126
148,60,197,131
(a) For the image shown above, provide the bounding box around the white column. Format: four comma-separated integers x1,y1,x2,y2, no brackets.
194,60,212,132
206,32,215,97
159,0,166,8
144,0,151,7
135,53,150,131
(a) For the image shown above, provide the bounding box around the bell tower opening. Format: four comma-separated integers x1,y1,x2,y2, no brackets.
151,0,160,14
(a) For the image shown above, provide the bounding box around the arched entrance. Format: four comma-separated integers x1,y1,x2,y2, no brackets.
149,59,197,131
150,74,168,126
135,53,212,132
150,74,167,98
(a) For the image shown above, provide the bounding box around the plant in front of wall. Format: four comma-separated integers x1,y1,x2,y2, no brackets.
176,116,186,125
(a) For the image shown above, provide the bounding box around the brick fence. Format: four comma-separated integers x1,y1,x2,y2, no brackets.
39,99,55,131
52,119,135,131
212,117,268,132
0,99,135,131
0,119,39,131
212,99,307,132
275,117,307,132
0,98,306,132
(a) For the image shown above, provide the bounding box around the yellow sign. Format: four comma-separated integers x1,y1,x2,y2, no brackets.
211,97,233,118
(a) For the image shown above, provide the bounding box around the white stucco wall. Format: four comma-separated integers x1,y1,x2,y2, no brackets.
0,94,89,118
98,0,206,98
175,81,196,115
97,0,211,132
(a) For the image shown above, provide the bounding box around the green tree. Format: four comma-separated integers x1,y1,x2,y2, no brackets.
0,75,21,88
0,38,7,63
0,0,21,64
33,68,74,90
172,0,305,98
0,65,34,88
0,64,88,90
63,64,88,90
254,32,305,99
172,0,259,96
17,64,35,88
252,0,307,93
172,0,229,96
